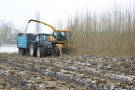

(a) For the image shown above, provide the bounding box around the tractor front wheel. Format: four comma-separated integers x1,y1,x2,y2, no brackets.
53,47,60,56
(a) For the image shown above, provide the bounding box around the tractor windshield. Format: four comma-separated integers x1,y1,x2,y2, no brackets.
40,35,49,43
54,31,67,42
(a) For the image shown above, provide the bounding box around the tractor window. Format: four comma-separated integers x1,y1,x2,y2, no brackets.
54,31,67,42
40,35,49,43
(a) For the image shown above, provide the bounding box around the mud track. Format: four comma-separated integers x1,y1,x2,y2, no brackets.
0,53,135,89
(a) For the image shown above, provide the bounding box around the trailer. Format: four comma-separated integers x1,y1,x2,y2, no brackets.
17,33,35,55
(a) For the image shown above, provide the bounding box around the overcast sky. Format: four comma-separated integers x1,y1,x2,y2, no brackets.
0,0,134,33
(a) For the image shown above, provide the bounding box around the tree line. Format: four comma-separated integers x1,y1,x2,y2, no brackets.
67,1,135,58
0,21,19,45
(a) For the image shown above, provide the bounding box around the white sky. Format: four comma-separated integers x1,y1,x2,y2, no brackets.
0,0,134,33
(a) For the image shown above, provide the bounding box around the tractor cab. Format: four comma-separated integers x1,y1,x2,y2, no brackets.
35,34,49,44
53,30,69,44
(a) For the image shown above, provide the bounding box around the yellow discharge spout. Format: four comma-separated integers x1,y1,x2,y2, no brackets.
24,19,57,34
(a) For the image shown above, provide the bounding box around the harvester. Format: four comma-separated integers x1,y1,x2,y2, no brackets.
17,19,70,57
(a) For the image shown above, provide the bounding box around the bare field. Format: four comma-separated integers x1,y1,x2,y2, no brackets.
0,53,135,89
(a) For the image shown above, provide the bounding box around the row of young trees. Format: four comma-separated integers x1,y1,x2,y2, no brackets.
67,2,135,58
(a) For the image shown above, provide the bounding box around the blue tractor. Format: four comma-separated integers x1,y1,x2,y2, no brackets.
17,33,60,57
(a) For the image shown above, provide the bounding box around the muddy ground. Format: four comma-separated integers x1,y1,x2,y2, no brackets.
0,53,135,90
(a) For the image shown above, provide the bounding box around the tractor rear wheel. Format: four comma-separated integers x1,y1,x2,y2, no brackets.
37,47,42,57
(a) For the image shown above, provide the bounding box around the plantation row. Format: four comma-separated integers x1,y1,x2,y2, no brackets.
68,3,135,58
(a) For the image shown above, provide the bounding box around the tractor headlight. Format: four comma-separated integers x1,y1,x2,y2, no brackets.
47,46,52,48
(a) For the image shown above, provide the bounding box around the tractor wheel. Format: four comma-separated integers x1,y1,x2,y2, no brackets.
29,44,34,56
37,47,42,57
54,47,60,56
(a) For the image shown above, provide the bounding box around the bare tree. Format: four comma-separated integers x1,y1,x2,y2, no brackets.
0,21,18,45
